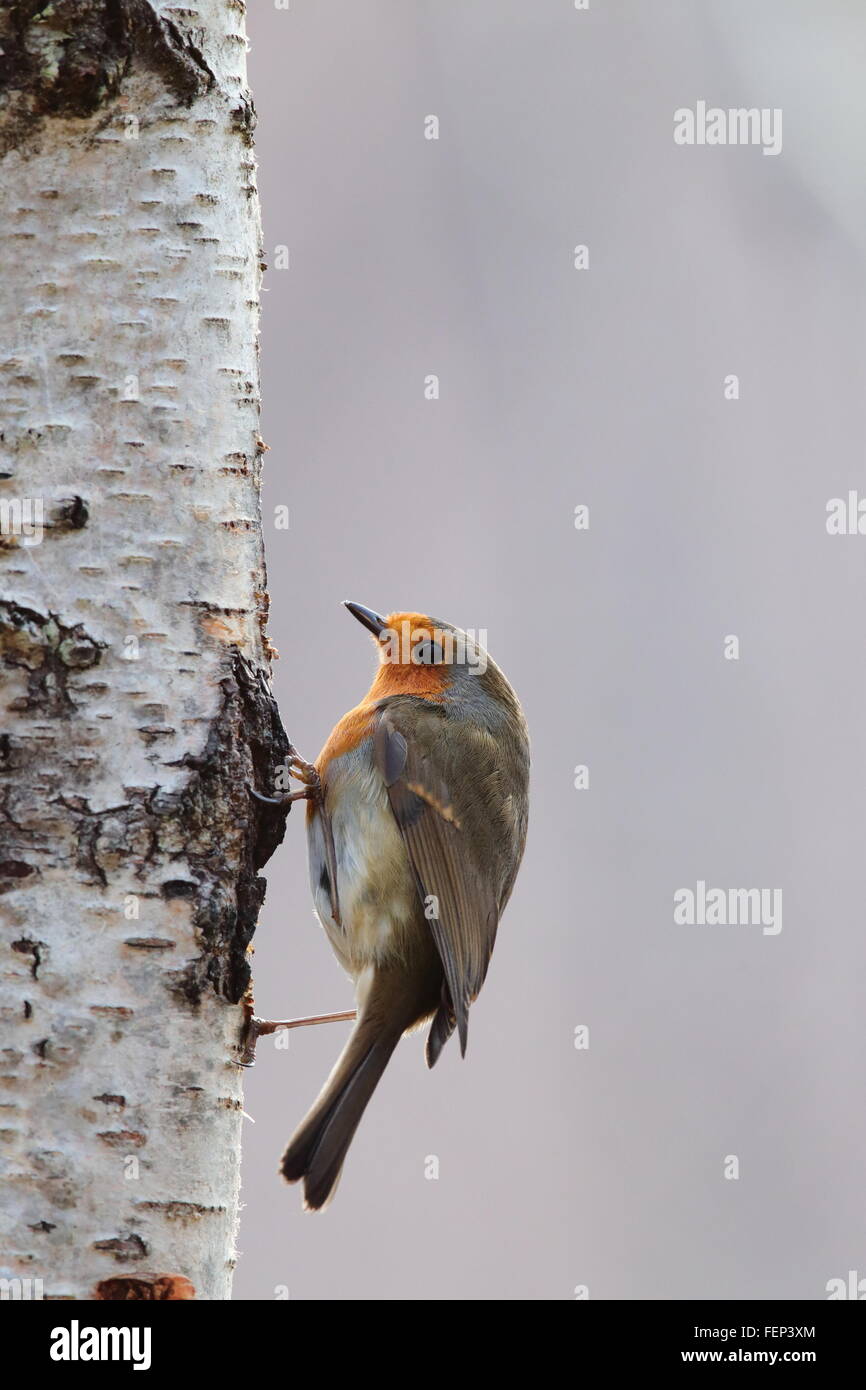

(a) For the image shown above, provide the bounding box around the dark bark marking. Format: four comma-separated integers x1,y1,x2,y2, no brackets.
167,651,290,1006
134,1200,225,1221
3,590,289,1012
92,1233,148,1261
11,936,42,977
0,601,103,716
160,879,197,899
0,0,215,155
95,1273,195,1299
97,1129,146,1147
46,651,289,1008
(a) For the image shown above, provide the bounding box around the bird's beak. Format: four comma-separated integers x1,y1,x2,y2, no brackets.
343,600,387,638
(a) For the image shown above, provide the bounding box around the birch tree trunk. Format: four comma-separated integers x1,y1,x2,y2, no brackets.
0,0,287,1301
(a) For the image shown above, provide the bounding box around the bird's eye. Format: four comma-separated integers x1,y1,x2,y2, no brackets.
412,638,444,665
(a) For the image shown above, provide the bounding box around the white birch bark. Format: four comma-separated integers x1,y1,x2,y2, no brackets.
0,0,287,1301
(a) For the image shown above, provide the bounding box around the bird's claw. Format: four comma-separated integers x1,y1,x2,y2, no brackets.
287,748,320,791
247,782,291,808
247,746,322,812
236,1010,357,1067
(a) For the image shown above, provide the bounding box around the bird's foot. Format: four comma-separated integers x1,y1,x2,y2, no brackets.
247,784,305,810
247,743,322,813
246,746,342,928
237,1010,357,1067
287,747,321,792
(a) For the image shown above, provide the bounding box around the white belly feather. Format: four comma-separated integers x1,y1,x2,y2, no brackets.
307,740,418,978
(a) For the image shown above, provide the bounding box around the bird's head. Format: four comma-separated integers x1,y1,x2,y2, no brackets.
343,600,508,706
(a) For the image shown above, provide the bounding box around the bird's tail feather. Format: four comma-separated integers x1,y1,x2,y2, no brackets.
280,1002,404,1210
425,985,456,1068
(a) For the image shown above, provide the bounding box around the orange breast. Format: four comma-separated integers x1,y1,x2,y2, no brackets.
316,701,377,780
315,619,450,791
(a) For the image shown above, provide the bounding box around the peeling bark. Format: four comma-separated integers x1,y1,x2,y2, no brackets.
0,0,284,1300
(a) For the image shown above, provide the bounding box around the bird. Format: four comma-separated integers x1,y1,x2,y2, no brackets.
277,602,529,1210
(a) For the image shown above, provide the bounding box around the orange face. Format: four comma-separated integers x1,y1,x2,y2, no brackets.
366,612,452,701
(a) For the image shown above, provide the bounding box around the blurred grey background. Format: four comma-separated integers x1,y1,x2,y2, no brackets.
236,0,866,1299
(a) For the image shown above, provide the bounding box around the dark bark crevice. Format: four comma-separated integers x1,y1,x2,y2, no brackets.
47,649,291,1007
0,593,291,1008
0,0,215,155
166,650,291,1007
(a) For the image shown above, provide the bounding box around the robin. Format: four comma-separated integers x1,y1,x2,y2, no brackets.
253,602,529,1210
